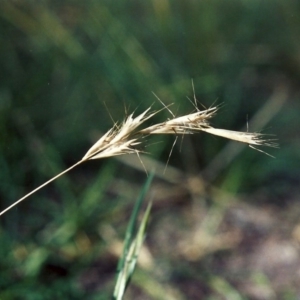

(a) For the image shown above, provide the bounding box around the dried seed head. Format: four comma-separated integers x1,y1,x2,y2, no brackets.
139,103,276,157
200,128,278,148
140,106,218,135
0,95,278,217
82,108,157,161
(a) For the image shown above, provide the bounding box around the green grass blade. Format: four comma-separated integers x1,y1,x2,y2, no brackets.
113,172,154,300
117,171,154,272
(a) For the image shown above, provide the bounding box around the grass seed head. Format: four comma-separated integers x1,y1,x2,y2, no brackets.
82,108,157,161
140,106,218,135
200,128,278,148
0,95,278,217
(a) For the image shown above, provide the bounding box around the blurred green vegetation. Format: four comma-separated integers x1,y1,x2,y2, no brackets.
0,1,299,299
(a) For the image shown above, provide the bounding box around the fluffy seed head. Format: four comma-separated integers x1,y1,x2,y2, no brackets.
140,107,218,135
82,108,157,161
200,128,278,147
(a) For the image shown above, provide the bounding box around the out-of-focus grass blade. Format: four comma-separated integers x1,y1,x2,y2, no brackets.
117,171,154,271
209,275,245,300
113,172,154,300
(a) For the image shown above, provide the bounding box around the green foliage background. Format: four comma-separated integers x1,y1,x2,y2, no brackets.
0,1,299,299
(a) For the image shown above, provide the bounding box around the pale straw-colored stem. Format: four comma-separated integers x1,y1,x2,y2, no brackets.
0,160,84,216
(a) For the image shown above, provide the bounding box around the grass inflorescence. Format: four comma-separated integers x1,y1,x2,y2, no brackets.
0,99,277,217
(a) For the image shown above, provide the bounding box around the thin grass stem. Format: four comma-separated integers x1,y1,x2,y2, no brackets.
0,160,84,216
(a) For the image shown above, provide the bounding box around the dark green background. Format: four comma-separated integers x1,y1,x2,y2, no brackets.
0,1,299,299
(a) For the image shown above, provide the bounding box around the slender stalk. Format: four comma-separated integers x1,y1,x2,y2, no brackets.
0,160,84,216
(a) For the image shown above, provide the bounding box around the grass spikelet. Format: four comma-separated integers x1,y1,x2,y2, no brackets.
82,108,157,160
140,103,276,156
140,106,218,134
200,128,278,147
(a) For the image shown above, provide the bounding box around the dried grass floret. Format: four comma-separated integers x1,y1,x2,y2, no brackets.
140,107,218,135
200,128,278,147
82,108,156,160
140,105,277,154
